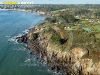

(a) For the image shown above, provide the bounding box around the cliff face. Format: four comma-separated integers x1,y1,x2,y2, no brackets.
17,23,100,75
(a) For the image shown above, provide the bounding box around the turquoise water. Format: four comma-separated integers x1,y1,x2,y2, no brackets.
0,10,53,75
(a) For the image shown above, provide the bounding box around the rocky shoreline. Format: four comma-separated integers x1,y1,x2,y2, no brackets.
16,22,100,75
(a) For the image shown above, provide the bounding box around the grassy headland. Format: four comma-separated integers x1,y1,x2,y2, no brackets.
17,4,100,75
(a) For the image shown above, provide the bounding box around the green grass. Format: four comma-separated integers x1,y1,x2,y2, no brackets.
81,19,89,24
50,31,61,44
93,25,100,31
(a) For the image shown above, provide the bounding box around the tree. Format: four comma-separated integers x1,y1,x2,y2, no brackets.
60,14,77,23
45,17,57,23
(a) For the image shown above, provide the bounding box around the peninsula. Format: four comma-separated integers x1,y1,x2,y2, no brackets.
17,4,100,75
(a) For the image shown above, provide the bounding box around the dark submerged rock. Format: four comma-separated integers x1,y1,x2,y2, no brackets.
16,34,28,43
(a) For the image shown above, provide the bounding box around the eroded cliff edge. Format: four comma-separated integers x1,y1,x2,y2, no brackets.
17,22,100,75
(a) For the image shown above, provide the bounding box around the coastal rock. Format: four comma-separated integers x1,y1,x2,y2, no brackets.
17,23,100,75
16,34,28,43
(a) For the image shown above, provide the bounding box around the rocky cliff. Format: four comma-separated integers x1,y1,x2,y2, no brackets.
17,22,100,75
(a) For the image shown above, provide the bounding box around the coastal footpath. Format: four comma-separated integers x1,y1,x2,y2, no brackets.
17,21,100,75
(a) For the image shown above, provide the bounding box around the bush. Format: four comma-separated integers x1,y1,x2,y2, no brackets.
45,17,57,23
51,33,61,44
59,14,77,23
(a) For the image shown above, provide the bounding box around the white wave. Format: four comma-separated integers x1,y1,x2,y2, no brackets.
17,33,24,37
8,37,16,42
13,47,26,51
23,29,29,34
7,33,24,43
48,69,62,75
6,36,11,38
53,71,63,75
24,58,31,62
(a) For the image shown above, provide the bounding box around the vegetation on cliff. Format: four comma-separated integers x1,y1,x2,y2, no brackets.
17,4,100,75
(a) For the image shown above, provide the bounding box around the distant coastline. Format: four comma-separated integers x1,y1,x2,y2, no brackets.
0,9,48,16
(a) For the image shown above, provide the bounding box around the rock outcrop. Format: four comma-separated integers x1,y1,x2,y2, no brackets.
17,24,100,75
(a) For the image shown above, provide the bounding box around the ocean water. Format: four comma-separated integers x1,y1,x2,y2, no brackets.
0,10,53,75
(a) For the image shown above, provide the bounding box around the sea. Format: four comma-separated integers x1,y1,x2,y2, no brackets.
0,10,55,75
